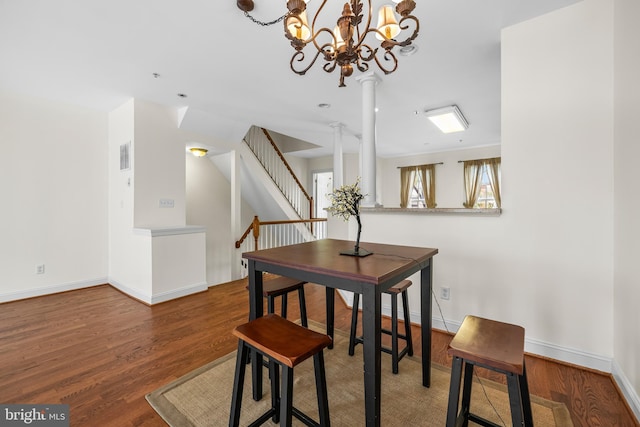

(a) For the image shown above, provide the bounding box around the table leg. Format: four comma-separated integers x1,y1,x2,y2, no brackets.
248,261,264,401
325,287,335,349
361,286,382,427
420,260,433,387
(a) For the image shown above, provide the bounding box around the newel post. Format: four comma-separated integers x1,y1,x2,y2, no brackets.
252,216,260,251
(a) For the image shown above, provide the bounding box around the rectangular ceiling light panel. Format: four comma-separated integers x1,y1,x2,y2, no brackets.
424,105,468,133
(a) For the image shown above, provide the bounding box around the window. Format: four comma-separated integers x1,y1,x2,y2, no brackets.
462,157,501,208
409,173,426,208
400,164,437,208
474,165,496,208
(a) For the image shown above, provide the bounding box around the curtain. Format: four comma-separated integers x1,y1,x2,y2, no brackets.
462,160,483,208
417,164,436,208
399,166,414,208
486,157,501,208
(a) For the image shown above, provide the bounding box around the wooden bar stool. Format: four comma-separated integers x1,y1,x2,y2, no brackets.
348,279,413,374
246,275,308,327
229,313,332,427
445,315,534,427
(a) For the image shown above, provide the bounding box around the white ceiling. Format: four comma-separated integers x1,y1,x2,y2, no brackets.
0,0,580,158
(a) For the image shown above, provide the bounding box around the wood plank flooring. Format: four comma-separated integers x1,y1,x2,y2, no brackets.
0,281,637,426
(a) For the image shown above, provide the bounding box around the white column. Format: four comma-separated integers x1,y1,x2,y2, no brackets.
330,122,344,188
356,72,381,207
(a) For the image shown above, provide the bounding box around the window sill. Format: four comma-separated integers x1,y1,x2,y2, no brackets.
360,207,502,216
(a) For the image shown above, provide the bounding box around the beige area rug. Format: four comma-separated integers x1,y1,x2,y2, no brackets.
147,322,572,426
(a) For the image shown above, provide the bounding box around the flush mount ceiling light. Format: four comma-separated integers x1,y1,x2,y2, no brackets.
424,105,469,133
237,0,419,87
189,147,208,157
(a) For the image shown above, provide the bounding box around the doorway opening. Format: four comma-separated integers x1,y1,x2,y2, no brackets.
312,171,333,218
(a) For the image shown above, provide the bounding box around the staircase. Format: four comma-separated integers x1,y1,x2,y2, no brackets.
243,126,313,220
208,126,326,276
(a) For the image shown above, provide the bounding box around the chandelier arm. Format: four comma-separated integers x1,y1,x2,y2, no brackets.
358,43,376,62
354,57,370,73
309,0,330,51
323,61,338,73
309,27,338,53
290,49,326,76
396,16,420,46
372,50,399,75
358,16,419,51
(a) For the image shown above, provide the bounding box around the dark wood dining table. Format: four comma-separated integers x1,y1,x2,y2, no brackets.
243,238,438,427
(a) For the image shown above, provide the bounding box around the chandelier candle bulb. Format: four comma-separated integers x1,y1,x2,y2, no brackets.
376,5,400,41
286,11,310,41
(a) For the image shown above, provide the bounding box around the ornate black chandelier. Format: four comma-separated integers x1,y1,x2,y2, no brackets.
237,0,419,87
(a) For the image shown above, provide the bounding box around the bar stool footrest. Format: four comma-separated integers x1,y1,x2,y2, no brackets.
292,406,322,427
381,328,410,341
466,413,503,427
353,336,412,360
248,408,277,427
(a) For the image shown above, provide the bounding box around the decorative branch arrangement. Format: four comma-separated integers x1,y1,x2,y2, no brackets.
327,179,371,256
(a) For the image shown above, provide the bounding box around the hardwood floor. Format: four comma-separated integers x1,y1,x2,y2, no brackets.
0,282,637,426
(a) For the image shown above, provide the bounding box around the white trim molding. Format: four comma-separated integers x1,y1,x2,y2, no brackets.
343,290,616,373
0,277,108,304
133,225,206,237
432,314,613,373
612,359,640,423
108,279,208,305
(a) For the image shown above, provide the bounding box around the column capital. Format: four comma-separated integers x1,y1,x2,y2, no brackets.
355,71,381,85
329,122,345,129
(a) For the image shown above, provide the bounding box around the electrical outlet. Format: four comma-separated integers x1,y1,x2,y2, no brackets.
159,198,174,208
440,287,450,300
36,264,45,274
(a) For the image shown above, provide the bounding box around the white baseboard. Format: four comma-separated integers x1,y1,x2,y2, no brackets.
108,279,208,305
432,313,615,372
0,277,108,303
342,290,617,372
149,283,208,305
612,359,640,423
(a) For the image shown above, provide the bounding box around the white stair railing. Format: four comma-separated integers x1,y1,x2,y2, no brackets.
236,216,327,277
244,126,312,220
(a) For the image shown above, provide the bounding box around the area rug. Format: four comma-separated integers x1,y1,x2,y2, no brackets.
147,322,572,426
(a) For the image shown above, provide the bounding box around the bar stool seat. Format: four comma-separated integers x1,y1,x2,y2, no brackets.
445,315,534,427
348,279,413,374
229,314,332,427
246,275,308,327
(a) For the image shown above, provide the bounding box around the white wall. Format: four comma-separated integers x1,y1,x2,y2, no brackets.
108,99,150,299
186,153,258,285
133,102,186,227
613,0,640,413
0,90,108,302
502,0,614,359
108,99,211,303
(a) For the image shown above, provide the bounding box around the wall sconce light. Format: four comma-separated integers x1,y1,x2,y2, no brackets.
189,147,208,157
424,105,468,133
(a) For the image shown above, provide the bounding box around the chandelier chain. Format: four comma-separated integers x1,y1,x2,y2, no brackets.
243,11,288,27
